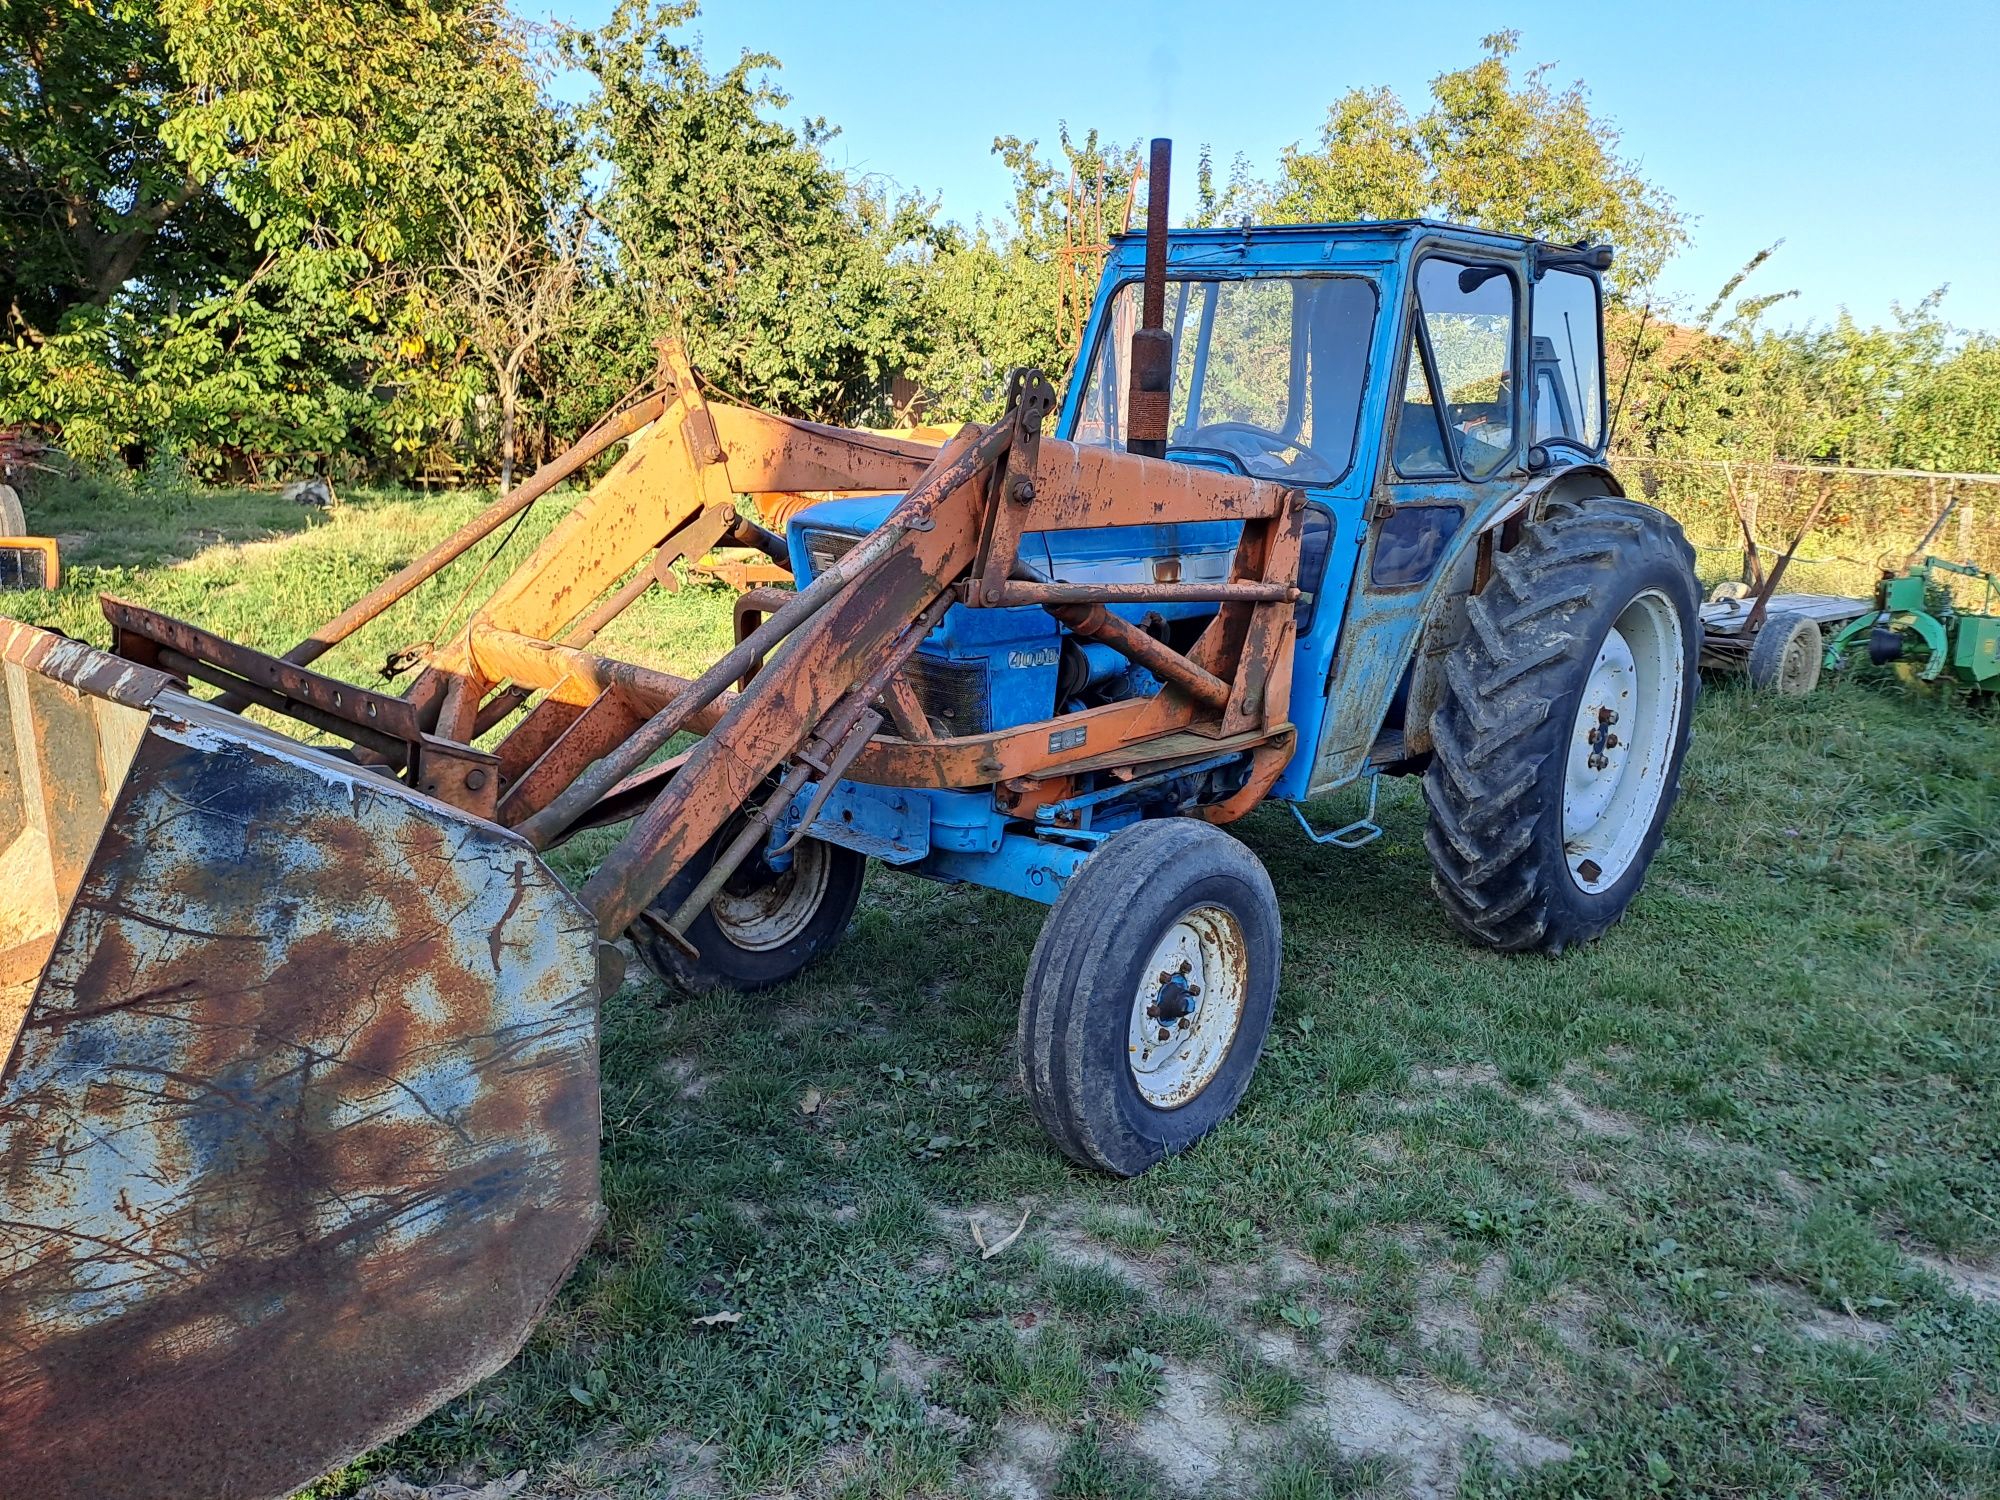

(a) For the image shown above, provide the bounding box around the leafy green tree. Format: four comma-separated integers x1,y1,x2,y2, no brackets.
155,0,541,269
1268,33,1687,293
563,0,933,426
1,0,251,335
0,0,557,477
1895,338,2000,473
914,127,1141,419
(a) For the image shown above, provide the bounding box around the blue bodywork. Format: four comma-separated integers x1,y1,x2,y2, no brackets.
778,221,1614,903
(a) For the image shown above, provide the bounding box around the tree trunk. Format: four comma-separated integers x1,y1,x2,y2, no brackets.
497,376,519,496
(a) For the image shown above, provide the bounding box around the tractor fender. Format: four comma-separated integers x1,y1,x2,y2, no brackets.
1401,464,1628,761
1476,461,1627,538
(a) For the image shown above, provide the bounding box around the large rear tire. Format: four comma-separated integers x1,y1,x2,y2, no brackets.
1423,497,1699,954
1019,819,1280,1177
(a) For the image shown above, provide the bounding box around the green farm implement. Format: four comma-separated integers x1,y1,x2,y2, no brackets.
1826,555,2000,691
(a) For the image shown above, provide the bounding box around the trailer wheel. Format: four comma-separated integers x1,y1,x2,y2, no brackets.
1424,496,1699,954
628,821,865,994
1019,819,1280,1177
1746,610,1822,696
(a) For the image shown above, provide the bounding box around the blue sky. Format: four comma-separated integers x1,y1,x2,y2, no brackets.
545,0,1999,333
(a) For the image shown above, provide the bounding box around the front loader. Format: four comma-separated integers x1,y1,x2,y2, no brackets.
0,142,1699,1500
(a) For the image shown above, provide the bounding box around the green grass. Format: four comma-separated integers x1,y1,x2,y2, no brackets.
10,487,1998,1498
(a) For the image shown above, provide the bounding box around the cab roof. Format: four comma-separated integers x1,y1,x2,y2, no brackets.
1105,220,1610,271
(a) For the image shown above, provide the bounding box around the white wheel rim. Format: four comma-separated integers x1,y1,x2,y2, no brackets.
1562,589,1685,895
709,840,831,951
1126,905,1249,1109
1778,624,1817,695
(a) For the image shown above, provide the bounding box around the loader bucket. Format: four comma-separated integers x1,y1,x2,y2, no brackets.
0,622,602,1500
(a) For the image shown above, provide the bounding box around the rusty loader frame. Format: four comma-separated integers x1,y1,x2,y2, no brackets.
0,347,1303,1500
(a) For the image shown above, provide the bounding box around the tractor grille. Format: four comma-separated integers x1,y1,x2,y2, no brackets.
799,526,861,578
903,655,989,736
799,526,987,735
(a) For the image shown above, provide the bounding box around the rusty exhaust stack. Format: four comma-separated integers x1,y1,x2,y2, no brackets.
1125,137,1172,459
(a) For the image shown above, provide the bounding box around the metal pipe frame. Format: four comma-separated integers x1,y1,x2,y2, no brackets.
86,336,1307,945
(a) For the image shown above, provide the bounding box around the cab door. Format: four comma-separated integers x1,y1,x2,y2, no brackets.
1310,244,1528,791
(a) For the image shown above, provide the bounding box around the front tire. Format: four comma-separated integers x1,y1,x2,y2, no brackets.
629,822,865,994
1019,819,1280,1177
1424,497,1699,954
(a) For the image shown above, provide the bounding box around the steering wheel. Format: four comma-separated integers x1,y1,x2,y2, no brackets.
1531,434,1599,464
1178,421,1336,484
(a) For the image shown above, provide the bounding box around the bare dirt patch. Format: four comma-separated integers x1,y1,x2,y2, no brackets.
970,1419,1062,1500
1913,1253,2000,1306
1129,1363,1266,1490
882,1335,942,1394
1772,1169,1814,1206
360,1477,530,1500
1037,1225,1167,1292
1310,1372,1571,1498
658,1056,713,1100
1521,1083,1636,1140
1358,1131,1405,1165
1423,1063,1503,1089
1255,1325,1329,1375
1473,1254,1507,1302
1799,1308,1893,1345
1543,1289,1602,1355
1418,1063,1639,1144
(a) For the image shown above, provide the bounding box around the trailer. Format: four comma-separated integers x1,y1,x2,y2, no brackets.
1697,488,1979,696
1699,587,1870,696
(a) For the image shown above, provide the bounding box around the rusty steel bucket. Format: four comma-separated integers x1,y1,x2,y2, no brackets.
0,621,603,1500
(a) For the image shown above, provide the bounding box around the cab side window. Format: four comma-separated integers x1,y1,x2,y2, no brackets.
1401,258,1518,480
1529,269,1604,448
1391,328,1453,478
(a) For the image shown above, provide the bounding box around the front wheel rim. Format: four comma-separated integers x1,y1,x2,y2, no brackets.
1126,906,1249,1108
709,840,832,951
1562,588,1686,895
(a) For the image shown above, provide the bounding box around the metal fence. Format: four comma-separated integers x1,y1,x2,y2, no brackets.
1610,454,2000,597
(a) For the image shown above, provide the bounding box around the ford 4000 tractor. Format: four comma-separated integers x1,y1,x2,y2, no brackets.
0,141,1698,1499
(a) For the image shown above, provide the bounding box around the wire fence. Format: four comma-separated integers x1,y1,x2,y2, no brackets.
1609,454,2000,600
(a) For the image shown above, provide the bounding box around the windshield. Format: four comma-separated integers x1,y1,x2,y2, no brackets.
1072,276,1377,485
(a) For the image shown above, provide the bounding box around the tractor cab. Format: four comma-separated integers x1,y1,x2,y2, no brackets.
789,220,1616,797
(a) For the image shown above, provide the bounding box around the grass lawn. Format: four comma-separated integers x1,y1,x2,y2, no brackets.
7,484,1998,1499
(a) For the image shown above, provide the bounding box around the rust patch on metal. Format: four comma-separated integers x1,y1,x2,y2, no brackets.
0,692,600,1500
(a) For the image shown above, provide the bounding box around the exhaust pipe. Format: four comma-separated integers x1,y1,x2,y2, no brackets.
1125,137,1173,460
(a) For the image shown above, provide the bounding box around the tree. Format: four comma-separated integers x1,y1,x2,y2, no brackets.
1895,337,2000,474
1269,33,1687,293
432,188,594,492
1,0,251,335
0,0,559,478
563,0,934,426
914,127,1141,419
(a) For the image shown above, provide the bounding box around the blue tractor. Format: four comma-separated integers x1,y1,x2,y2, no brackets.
642,145,1704,1175
0,143,1703,1500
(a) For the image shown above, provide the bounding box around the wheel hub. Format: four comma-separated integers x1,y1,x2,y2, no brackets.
1561,590,1686,895
709,838,832,952
1147,967,1199,1033
1127,908,1248,1108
